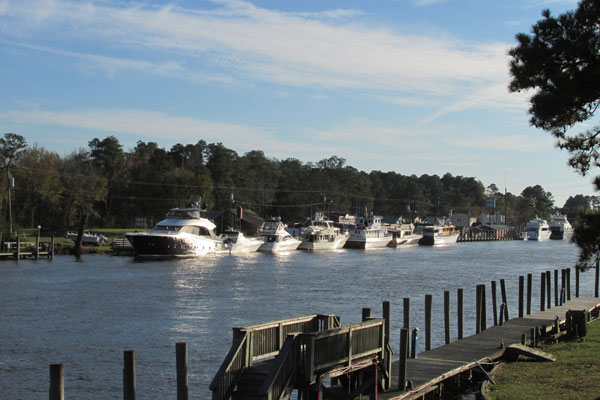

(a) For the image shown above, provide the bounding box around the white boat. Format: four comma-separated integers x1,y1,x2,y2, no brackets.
66,231,108,246
125,205,225,257
548,214,574,240
258,219,301,253
418,221,459,246
298,214,349,251
222,230,264,254
344,215,393,249
525,217,551,241
388,223,422,247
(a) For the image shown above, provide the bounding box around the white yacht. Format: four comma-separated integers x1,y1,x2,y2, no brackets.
222,230,264,254
525,217,551,241
388,223,422,247
258,219,301,253
548,214,574,240
418,220,459,246
125,205,224,257
298,214,349,251
344,215,393,249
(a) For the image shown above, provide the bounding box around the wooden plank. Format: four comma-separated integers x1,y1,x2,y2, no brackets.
505,344,557,362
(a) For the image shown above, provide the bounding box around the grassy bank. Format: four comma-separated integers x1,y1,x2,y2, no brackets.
487,319,600,399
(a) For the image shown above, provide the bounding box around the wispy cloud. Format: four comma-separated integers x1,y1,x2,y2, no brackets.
0,0,516,114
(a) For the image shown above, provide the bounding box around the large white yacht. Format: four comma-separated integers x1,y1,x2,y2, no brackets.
548,214,574,240
525,217,551,241
298,214,349,251
258,218,301,253
126,205,225,257
344,215,393,249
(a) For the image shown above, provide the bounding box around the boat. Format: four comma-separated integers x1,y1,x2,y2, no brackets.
388,223,422,247
66,231,108,246
297,214,349,251
525,217,551,241
222,230,264,254
125,204,225,257
257,218,301,253
344,215,393,249
418,220,459,246
548,214,574,240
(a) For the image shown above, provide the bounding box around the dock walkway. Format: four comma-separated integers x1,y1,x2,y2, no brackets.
381,297,600,400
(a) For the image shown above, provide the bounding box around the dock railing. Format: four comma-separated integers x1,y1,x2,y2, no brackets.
210,314,339,400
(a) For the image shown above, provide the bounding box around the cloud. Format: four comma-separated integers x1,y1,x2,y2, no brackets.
0,0,515,112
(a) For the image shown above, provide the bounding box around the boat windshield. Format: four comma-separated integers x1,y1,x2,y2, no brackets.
166,209,201,219
154,225,182,232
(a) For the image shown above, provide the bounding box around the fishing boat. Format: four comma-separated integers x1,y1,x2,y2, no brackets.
548,214,574,240
418,220,459,246
258,218,301,253
525,217,551,241
297,214,349,251
388,223,422,247
222,230,264,254
125,204,225,257
344,215,393,249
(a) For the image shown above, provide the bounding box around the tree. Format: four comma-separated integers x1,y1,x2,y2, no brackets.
0,133,27,234
521,185,554,217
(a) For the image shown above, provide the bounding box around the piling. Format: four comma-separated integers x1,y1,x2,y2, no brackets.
518,276,524,318
554,269,559,306
596,259,599,298
403,297,410,356
362,307,372,322
457,288,463,340
176,343,188,400
491,281,498,326
35,229,40,260
475,285,481,335
481,284,487,332
123,350,136,400
576,267,580,298
49,364,64,400
444,290,450,345
567,268,571,301
546,271,551,309
500,279,509,321
399,328,409,391
527,273,532,315
425,294,432,351
540,272,546,312
16,235,20,260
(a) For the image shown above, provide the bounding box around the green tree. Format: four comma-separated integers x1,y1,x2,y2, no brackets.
521,185,554,218
0,133,27,234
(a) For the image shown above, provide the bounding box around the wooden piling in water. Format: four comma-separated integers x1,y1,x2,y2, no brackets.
567,268,571,301
457,288,463,340
399,328,409,391
49,364,64,400
518,276,524,318
561,269,566,305
540,272,546,312
35,229,40,260
425,294,432,351
362,307,372,322
500,279,509,321
481,284,487,332
403,298,410,330
554,269,559,306
527,273,532,315
491,281,498,326
444,290,450,345
546,271,551,309
123,350,136,400
475,285,481,335
176,343,188,400
596,259,599,298
576,267,580,298
16,235,20,260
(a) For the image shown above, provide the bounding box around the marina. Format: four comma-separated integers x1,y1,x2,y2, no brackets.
1,240,596,398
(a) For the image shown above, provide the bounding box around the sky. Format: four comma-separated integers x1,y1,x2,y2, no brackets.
0,0,595,207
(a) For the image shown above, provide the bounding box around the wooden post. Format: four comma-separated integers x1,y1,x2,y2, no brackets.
567,268,571,301
554,269,559,306
457,288,463,340
403,297,410,357
176,342,188,400
491,281,498,326
16,235,20,260
500,279,509,321
518,276,524,318
594,259,600,297
530,328,536,347
481,284,487,331
546,271,551,309
49,364,64,400
362,307,372,322
123,350,136,400
383,301,391,346
425,294,432,351
50,235,55,259
475,285,481,335
576,266,580,298
382,301,391,391
444,290,450,345
527,273,532,315
561,269,566,304
399,328,409,391
35,227,40,260
540,272,546,312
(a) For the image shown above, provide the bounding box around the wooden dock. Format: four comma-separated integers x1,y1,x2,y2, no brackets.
0,235,54,260
381,296,600,400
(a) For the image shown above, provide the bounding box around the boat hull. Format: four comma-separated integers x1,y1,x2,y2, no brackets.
298,235,348,251
258,240,301,253
227,239,264,254
418,233,459,246
388,234,422,247
126,232,222,257
344,236,392,249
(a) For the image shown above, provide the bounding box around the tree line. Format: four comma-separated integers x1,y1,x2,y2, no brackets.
0,133,593,234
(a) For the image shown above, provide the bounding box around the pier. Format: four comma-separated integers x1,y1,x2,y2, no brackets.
0,234,54,260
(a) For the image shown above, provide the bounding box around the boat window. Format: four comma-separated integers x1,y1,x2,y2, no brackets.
154,225,182,231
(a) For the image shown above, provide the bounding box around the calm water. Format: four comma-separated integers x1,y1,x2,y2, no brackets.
1,240,593,399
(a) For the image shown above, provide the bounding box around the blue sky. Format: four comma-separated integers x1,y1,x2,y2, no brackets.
0,0,594,206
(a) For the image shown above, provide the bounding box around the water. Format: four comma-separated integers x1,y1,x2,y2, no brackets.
0,240,593,399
